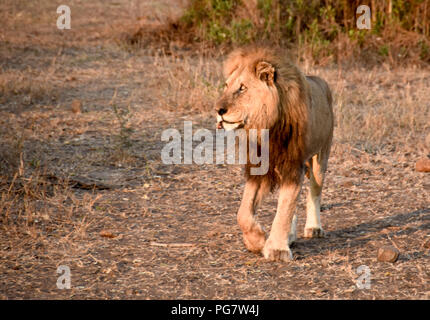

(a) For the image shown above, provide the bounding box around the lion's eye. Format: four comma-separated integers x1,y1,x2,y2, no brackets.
239,84,246,92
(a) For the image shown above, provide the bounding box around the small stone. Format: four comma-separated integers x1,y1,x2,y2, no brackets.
415,158,430,172
423,239,430,249
100,230,116,238
71,99,82,114
377,245,399,263
341,180,354,188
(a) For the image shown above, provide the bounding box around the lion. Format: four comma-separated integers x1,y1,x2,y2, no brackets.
215,46,334,262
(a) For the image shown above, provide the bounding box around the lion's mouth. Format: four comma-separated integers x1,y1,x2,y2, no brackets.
217,120,244,130
216,115,244,130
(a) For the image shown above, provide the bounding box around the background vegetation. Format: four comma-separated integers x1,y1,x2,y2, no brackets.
174,0,430,65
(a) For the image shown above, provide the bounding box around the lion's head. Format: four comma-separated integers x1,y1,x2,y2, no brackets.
215,47,281,131
215,47,309,133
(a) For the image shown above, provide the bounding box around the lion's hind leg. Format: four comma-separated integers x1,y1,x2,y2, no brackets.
304,153,327,238
288,214,298,245
237,180,269,253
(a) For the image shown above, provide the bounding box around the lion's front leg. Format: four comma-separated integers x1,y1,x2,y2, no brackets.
237,180,268,253
263,180,302,262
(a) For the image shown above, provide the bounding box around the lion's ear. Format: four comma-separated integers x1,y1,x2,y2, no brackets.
255,61,275,85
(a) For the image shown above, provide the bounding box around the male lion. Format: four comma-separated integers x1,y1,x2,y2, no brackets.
215,47,334,262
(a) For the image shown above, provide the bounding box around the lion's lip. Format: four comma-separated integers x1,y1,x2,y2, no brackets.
222,119,241,124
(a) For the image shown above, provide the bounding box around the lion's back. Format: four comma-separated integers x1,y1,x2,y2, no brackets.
306,75,333,109
305,75,334,154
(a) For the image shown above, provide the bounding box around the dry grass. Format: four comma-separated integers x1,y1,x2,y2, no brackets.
315,66,430,153
0,0,429,299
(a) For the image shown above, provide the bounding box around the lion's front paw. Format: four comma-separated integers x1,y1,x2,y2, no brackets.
304,227,325,238
243,223,266,253
262,239,293,262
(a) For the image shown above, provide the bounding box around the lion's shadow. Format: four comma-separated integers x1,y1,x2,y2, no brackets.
294,207,430,261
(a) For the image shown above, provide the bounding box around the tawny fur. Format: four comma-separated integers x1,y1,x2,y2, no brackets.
216,46,334,261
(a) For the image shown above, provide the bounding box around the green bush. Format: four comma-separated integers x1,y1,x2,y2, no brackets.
177,0,430,64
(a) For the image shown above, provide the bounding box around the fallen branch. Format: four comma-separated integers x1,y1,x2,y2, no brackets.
150,242,195,248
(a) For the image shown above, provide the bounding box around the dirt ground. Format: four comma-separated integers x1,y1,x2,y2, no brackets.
0,0,429,299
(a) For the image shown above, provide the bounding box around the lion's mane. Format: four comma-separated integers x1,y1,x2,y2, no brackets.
224,47,330,190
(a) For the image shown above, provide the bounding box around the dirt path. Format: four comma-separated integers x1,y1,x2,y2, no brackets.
0,0,429,299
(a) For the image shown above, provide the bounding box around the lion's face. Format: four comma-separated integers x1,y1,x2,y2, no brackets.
216,61,279,131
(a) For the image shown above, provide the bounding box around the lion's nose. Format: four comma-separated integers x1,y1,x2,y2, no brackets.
216,107,227,116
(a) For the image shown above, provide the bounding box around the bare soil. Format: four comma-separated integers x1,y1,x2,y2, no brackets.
0,0,429,299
